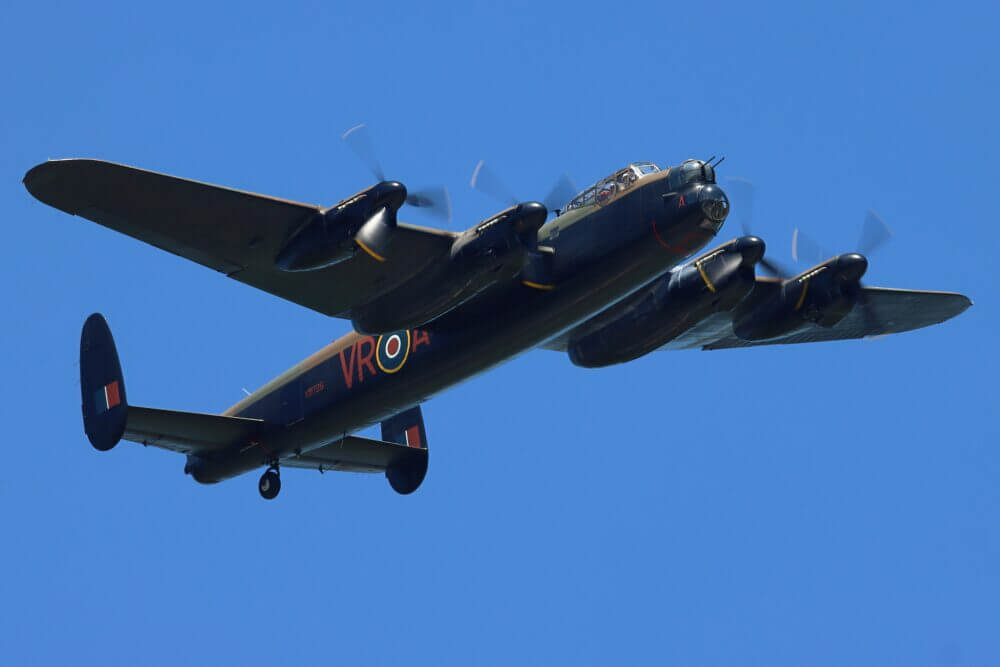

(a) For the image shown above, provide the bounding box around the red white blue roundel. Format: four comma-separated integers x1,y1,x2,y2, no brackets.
376,330,411,373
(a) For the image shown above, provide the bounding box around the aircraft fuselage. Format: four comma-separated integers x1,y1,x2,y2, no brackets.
185,169,726,483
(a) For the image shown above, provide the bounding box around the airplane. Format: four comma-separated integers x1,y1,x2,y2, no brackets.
22,148,971,499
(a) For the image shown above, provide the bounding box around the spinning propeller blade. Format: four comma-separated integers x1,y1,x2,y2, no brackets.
470,160,577,219
791,227,830,266
726,177,756,236
469,160,518,206
791,210,894,336
727,177,794,277
758,256,796,279
792,209,893,266
342,123,452,226
342,123,385,182
406,186,453,224
727,175,898,336
543,174,577,213
859,209,893,256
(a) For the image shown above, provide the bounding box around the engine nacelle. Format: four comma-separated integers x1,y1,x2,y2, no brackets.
568,237,764,367
733,253,868,341
274,181,407,272
350,202,548,333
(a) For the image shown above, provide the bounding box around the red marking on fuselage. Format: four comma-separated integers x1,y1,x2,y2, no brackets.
339,336,379,389
652,219,708,255
340,331,432,390
304,381,325,399
412,329,431,351
339,344,358,389
652,218,670,251
387,337,400,356
356,337,376,379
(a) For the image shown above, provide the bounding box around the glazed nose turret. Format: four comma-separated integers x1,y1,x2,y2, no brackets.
699,184,729,223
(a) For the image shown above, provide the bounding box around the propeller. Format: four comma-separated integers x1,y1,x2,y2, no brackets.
468,160,574,289
542,174,579,214
469,159,577,216
792,209,892,266
726,177,795,278
469,160,518,206
726,177,895,335
790,210,894,336
342,123,453,226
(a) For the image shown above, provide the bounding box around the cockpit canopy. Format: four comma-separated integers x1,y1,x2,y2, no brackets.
560,159,717,214
562,162,660,213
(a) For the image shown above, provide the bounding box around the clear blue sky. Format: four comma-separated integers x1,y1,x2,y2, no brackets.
2,1,997,664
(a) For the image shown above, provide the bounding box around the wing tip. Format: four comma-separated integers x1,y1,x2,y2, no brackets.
23,158,98,205
937,291,973,319
22,160,54,193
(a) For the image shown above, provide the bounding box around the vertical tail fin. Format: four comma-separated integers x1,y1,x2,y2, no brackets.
80,313,128,451
381,406,428,450
381,406,428,494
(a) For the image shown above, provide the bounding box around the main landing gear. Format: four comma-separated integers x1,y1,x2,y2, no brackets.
258,464,281,500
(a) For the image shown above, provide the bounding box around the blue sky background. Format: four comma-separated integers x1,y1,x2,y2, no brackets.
2,1,997,664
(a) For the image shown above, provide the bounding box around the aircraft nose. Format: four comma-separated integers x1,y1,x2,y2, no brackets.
699,184,729,223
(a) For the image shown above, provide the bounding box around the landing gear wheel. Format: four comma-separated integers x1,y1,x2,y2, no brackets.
258,467,281,500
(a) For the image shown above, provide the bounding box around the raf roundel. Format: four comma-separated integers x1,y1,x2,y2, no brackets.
375,330,411,374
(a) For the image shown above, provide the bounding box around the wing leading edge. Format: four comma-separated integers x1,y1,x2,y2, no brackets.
665,284,971,350
24,159,456,317
541,283,970,354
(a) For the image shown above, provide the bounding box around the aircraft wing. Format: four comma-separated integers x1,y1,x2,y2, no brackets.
541,282,970,354
124,406,266,454
23,159,456,317
662,283,971,350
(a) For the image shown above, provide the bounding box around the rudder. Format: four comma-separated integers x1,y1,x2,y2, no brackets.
80,313,128,451
381,406,428,494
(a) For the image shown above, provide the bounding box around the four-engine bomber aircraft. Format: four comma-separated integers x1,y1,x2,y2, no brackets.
23,152,971,499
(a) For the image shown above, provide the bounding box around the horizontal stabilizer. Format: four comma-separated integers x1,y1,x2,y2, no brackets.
124,406,265,454
283,405,429,494
281,435,427,474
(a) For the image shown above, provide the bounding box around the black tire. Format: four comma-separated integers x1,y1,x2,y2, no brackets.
258,469,281,499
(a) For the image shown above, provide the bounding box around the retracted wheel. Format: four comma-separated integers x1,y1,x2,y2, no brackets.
258,467,281,500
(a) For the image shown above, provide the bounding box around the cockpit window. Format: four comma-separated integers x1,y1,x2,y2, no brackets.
562,162,660,213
